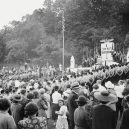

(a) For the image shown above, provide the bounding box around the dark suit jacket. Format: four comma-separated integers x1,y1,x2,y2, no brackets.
120,108,129,129
92,104,117,129
74,106,91,129
67,92,78,120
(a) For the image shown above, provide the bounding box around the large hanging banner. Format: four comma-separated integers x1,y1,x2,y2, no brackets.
100,39,114,65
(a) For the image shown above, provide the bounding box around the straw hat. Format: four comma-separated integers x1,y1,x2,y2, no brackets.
71,82,80,90
94,90,117,102
12,94,22,102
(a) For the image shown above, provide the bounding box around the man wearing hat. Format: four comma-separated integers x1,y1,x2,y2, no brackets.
74,95,91,129
11,94,23,127
67,82,80,129
120,95,129,129
92,90,117,129
104,81,118,112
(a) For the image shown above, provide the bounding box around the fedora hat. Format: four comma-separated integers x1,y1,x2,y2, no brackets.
71,82,80,90
94,90,117,102
12,94,22,102
75,95,88,103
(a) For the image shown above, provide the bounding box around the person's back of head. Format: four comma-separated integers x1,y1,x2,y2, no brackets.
12,89,16,94
80,82,85,87
54,86,59,91
27,93,34,100
96,80,102,85
24,102,38,117
1,89,4,95
76,95,88,106
0,98,11,111
5,89,9,95
20,89,26,96
33,91,39,99
93,84,99,90
122,87,129,96
66,84,71,89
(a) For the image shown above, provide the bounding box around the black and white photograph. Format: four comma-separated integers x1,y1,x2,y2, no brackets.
0,0,129,129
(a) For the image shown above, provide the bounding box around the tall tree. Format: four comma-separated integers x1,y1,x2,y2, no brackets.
0,32,6,63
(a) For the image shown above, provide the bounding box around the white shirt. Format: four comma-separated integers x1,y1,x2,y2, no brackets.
15,80,21,87
114,85,124,98
52,91,62,104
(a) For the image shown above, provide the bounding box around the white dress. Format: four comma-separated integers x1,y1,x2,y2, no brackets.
56,105,68,129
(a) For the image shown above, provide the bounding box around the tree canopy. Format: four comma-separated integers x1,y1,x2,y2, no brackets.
0,0,129,66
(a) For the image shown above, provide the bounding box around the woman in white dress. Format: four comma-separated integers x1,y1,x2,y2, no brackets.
55,98,68,129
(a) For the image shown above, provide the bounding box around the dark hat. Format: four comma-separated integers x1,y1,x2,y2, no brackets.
25,102,38,116
20,89,26,95
12,94,22,102
80,80,85,86
75,95,87,103
33,91,39,98
66,84,71,88
27,93,34,100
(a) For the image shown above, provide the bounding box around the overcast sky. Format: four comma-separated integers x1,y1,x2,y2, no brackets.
0,0,44,29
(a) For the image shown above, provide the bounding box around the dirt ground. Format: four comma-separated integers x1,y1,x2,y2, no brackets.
48,119,55,129
47,119,121,129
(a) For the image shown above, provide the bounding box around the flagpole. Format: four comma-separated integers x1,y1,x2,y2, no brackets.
55,8,65,77
62,10,65,76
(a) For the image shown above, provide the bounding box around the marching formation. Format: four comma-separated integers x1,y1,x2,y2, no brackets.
0,63,129,129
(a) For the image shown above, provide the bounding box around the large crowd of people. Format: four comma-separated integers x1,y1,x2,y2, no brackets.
1,63,129,129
